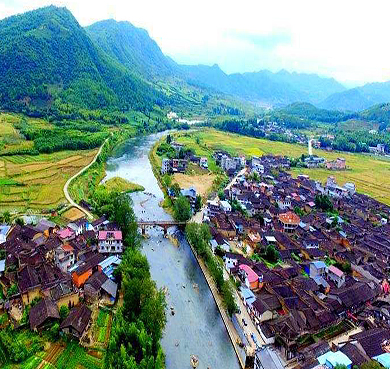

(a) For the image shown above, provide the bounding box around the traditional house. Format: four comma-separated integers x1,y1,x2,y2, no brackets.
68,218,89,236
54,243,75,272
60,304,92,340
34,219,58,237
71,253,105,288
84,271,118,303
29,298,60,331
309,261,327,278
278,212,300,233
239,264,263,290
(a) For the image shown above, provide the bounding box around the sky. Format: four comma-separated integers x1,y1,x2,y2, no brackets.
1,0,390,86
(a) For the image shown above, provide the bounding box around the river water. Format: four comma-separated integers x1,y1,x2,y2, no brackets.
104,132,240,369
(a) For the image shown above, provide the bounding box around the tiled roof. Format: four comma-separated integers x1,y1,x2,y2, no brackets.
279,211,300,225
29,298,59,329
60,304,91,335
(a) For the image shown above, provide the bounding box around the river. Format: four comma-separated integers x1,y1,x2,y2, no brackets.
104,132,241,369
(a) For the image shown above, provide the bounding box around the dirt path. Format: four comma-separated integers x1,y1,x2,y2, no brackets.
63,137,109,219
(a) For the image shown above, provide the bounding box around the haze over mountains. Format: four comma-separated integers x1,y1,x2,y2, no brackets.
1,5,390,114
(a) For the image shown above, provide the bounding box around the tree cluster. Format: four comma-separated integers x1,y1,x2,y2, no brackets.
186,223,237,316
101,192,166,369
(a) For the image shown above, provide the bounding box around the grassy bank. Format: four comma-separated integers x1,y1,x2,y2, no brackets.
148,139,174,213
101,177,144,193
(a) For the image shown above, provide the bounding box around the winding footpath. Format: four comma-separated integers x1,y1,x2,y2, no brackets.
63,137,109,219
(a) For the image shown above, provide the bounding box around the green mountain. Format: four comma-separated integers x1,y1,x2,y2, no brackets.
0,6,162,113
320,81,390,112
276,102,356,123
85,19,179,79
360,103,390,127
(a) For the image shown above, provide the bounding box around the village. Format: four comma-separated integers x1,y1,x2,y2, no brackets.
0,213,123,354
199,148,390,369
1,133,390,369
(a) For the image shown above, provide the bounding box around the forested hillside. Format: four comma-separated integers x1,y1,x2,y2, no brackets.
0,6,164,116
86,19,179,78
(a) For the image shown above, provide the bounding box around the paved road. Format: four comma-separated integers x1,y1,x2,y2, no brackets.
63,137,109,219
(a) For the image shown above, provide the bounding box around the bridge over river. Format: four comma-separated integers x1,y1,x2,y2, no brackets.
137,220,186,235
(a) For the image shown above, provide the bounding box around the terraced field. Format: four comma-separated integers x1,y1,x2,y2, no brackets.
176,128,390,206
0,149,97,211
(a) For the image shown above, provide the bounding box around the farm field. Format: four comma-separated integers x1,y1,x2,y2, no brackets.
0,112,100,211
0,149,97,211
62,206,86,221
173,172,216,197
54,342,103,369
0,113,53,156
175,128,390,206
95,308,111,345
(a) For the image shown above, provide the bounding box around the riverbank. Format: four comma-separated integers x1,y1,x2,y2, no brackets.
104,132,241,368
186,237,247,368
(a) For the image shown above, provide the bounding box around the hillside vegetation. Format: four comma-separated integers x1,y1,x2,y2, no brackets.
0,6,163,117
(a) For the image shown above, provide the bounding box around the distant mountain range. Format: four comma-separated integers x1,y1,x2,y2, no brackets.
320,81,390,112
1,5,390,115
181,65,346,106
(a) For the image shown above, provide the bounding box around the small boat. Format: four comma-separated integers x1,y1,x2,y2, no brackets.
190,355,199,368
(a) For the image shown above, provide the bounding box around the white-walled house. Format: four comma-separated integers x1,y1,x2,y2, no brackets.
98,231,123,254
327,265,345,288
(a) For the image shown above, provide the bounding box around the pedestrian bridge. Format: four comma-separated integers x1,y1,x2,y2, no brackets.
137,220,186,235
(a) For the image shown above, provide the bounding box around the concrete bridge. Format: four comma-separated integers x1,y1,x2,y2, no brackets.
137,220,186,235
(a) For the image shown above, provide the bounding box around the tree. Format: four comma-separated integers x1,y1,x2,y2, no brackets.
59,305,69,320
315,194,334,212
195,195,202,212
14,217,24,226
171,183,181,197
265,245,279,263
162,174,172,188
49,323,60,340
173,196,191,222
2,211,10,224
361,362,382,369
112,193,138,246
294,206,304,216
218,190,226,201
7,284,18,296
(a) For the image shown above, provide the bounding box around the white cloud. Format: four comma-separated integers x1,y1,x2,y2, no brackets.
1,0,390,84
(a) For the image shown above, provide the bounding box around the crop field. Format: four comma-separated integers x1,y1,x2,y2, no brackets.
177,129,390,205
52,342,102,369
0,113,52,155
0,149,97,211
0,113,99,211
173,172,216,197
62,206,86,221
96,308,111,344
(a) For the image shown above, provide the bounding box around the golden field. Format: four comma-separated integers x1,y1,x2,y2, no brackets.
175,129,390,205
